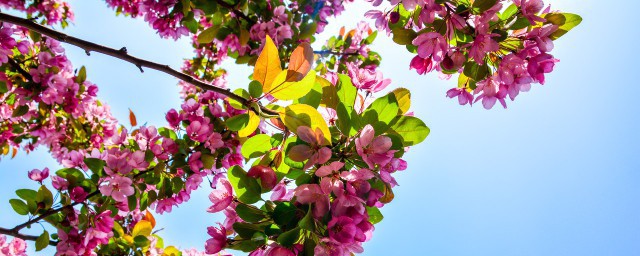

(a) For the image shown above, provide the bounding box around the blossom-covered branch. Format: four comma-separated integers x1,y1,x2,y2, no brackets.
0,12,278,116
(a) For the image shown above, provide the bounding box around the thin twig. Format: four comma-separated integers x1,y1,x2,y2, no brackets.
0,13,277,116
0,227,58,246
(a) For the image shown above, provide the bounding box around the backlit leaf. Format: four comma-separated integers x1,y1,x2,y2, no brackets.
254,35,282,90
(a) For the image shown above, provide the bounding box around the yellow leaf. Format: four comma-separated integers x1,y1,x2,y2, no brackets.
392,88,411,114
238,111,260,138
129,108,137,127
269,70,317,101
143,211,156,229
132,220,152,238
317,76,338,109
239,28,250,46
163,246,181,256
287,43,314,82
254,35,282,91
279,104,331,145
123,235,133,245
196,25,220,44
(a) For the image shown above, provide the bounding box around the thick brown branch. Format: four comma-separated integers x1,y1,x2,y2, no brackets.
0,13,277,116
0,227,58,246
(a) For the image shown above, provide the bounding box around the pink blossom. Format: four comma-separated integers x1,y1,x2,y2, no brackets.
205,225,227,254
315,161,346,196
271,182,293,201
514,0,547,24
446,88,474,106
0,234,27,256
328,216,365,244
410,55,435,75
166,109,181,127
355,125,395,169
346,63,391,93
99,175,135,203
289,126,332,170
469,33,500,65
294,184,330,218
207,178,233,213
187,120,211,142
413,32,448,62
28,167,49,182
70,186,88,202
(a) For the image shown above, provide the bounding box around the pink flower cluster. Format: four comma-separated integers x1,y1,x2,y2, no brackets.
105,0,189,39
0,235,27,256
366,0,566,109
56,210,114,255
0,0,74,25
0,24,118,163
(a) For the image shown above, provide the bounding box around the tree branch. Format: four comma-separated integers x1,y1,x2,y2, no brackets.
0,227,58,246
0,13,277,116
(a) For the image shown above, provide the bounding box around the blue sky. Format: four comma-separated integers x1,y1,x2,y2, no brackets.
1,0,638,255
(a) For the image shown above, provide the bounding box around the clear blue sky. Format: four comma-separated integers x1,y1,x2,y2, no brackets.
1,0,638,255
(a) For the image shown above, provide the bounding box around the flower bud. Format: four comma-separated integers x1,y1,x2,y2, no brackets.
389,12,400,24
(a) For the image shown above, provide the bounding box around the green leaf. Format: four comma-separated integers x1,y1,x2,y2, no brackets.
12,105,29,117
201,153,215,169
134,235,150,247
158,127,178,140
471,0,498,14
336,74,356,109
236,203,268,223
248,80,263,98
36,185,53,210
389,116,430,146
336,102,352,136
463,61,489,81
233,222,270,239
362,92,399,135
181,12,198,33
273,202,298,227
366,206,384,224
0,81,7,93
9,199,28,215
298,206,315,231
76,66,87,84
391,28,417,45
277,227,301,247
228,166,262,204
227,114,250,131
15,189,37,202
241,134,272,159
500,4,518,21
294,79,323,109
196,25,220,44
545,13,582,40
83,158,105,173
35,230,49,251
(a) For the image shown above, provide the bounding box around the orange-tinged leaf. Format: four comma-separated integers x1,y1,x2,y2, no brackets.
143,211,156,229
287,43,314,82
11,147,17,158
347,29,356,38
129,108,137,127
339,26,345,36
254,35,282,91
